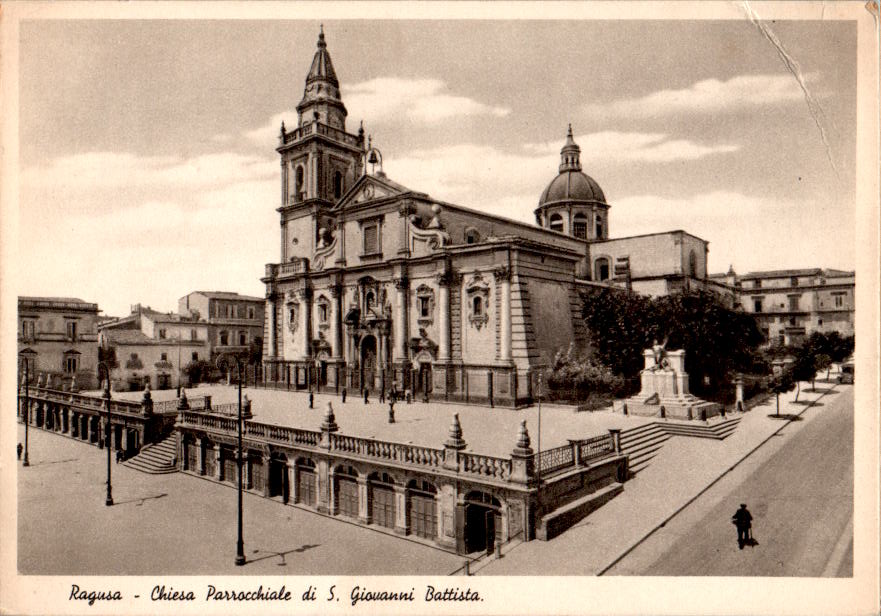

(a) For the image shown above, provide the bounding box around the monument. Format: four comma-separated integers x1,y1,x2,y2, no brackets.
614,346,721,420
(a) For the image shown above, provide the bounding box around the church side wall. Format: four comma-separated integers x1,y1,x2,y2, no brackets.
591,233,682,279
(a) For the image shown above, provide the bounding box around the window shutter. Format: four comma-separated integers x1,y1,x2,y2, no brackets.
364,225,378,253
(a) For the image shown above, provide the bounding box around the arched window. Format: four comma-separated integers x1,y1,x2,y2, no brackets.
333,171,343,200
464,227,480,244
219,330,229,346
295,165,305,201
473,296,483,317
238,331,247,345
573,213,587,239
595,216,604,239
365,291,375,310
594,258,610,281
549,213,564,233
688,250,698,278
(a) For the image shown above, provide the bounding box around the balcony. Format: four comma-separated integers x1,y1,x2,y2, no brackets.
281,121,360,149
264,259,307,280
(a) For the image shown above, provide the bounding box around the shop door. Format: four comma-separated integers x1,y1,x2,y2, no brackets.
297,469,316,506
186,441,199,472
249,456,265,492
337,477,359,518
410,493,438,539
372,486,396,529
222,450,237,483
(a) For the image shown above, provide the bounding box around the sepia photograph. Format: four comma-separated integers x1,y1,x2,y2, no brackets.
1,2,878,615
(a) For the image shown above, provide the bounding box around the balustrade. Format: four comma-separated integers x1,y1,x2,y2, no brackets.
461,452,512,480
535,445,575,476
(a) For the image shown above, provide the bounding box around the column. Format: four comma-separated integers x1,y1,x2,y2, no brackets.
357,476,370,524
262,454,271,497
196,437,204,474
335,220,346,266
393,277,409,361
267,298,277,358
299,288,312,359
495,266,512,362
330,284,342,358
214,448,222,481
316,459,330,514
288,460,298,504
437,273,451,361
394,484,409,535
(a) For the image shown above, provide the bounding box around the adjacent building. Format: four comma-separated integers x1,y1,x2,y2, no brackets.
98,304,210,390
709,267,855,345
17,296,100,389
259,30,715,406
178,291,265,363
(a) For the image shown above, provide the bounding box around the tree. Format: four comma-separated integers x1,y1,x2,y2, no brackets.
770,371,796,417
581,288,765,400
813,353,832,388
547,343,625,401
184,359,212,386
789,346,817,402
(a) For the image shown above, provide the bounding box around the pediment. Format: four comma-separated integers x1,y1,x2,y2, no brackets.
337,173,415,209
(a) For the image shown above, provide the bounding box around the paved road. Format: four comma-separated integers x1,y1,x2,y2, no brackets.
16,426,464,576
609,385,853,576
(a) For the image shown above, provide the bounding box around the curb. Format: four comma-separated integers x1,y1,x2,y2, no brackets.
596,382,839,576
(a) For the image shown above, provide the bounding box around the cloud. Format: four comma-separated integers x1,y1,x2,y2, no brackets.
243,77,511,145
344,77,511,124
18,151,279,315
524,131,739,162
583,74,816,118
611,192,853,274
387,132,738,218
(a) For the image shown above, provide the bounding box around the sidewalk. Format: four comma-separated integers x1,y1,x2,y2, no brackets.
474,379,843,575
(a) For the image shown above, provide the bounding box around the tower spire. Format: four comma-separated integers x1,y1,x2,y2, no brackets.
559,124,582,172
297,25,347,128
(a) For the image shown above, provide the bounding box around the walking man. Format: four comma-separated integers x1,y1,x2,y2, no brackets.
17,442,23,460
732,503,753,549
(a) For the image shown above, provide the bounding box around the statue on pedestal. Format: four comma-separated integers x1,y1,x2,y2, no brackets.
651,336,669,371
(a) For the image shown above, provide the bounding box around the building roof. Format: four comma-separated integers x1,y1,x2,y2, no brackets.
19,296,99,312
101,330,154,345
740,267,854,279
101,329,203,346
20,296,89,304
189,291,265,302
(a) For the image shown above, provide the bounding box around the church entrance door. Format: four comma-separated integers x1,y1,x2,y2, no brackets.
360,336,377,391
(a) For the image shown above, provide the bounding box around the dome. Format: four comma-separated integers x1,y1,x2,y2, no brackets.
539,170,606,206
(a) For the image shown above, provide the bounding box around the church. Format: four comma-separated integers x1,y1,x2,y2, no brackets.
260,29,713,406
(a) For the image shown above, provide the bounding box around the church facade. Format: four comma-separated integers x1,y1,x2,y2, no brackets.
261,30,712,406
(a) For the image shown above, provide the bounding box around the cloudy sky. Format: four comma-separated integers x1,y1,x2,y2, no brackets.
16,16,857,316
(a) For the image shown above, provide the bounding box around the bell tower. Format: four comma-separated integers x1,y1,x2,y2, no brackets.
278,26,365,208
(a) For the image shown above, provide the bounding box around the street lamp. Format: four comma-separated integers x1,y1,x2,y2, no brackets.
216,353,246,566
18,348,37,467
97,361,113,506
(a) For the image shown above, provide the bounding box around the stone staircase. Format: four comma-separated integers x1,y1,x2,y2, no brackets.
122,435,178,475
619,416,743,476
619,423,671,475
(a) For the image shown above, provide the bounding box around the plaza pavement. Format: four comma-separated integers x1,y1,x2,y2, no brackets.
16,425,465,575
83,385,652,458
472,377,848,575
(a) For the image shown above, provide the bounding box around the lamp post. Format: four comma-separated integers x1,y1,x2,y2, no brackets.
217,353,246,566
97,361,113,506
18,348,37,467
